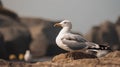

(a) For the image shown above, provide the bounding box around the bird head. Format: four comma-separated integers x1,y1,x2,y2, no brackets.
54,20,72,29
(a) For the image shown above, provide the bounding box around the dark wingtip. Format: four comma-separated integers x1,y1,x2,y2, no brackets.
88,45,112,50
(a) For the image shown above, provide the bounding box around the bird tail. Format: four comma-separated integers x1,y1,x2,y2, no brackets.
85,42,112,50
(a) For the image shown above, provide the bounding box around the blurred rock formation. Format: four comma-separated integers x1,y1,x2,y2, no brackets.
115,17,120,44
0,32,8,59
84,20,120,50
0,1,20,22
0,1,31,60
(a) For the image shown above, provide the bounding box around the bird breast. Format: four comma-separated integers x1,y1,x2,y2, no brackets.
56,35,73,51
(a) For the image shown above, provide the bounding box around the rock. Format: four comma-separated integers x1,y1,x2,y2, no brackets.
84,20,120,50
104,51,120,58
115,17,120,44
0,51,120,67
20,18,46,39
52,51,97,62
99,21,119,50
0,32,8,59
23,18,49,58
0,14,32,60
0,1,20,22
0,59,9,66
0,0,3,8
84,26,102,44
115,16,120,25
30,34,47,58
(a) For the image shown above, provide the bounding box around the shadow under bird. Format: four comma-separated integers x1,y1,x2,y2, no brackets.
54,20,111,57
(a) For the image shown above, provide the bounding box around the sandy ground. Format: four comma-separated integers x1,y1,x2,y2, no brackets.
0,51,120,67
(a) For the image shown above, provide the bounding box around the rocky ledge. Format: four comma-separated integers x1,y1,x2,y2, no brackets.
0,51,120,67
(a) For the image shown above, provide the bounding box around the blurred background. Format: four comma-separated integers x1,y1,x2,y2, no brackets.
2,0,120,33
0,0,120,61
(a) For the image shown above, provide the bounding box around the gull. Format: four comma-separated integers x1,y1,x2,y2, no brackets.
54,20,99,51
24,50,32,62
54,20,111,57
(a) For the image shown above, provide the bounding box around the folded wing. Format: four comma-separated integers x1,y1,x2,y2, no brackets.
61,33,100,50
61,33,88,50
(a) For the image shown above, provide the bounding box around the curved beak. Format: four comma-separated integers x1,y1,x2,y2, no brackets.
54,23,62,27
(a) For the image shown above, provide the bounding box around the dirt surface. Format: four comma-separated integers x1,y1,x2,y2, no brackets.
0,51,120,67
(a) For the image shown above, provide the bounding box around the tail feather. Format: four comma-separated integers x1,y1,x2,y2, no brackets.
86,42,112,50
88,45,111,50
